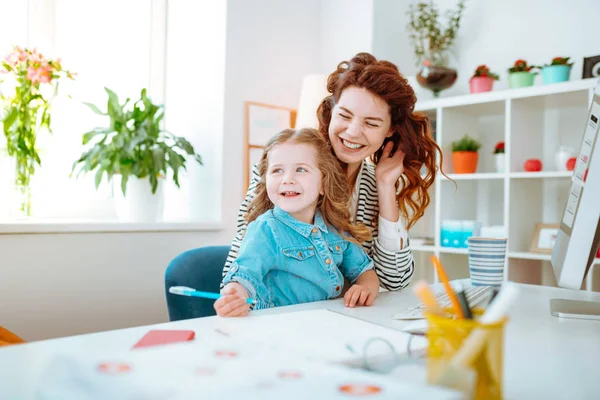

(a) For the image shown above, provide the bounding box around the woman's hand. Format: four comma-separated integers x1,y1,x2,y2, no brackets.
214,283,251,317
375,141,405,188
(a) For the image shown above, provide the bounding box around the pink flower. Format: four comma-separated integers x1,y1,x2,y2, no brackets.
26,65,52,84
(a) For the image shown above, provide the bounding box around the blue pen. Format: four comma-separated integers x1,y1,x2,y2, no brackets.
169,286,256,305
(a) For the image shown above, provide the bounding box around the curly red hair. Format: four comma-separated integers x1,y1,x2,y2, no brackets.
317,52,444,229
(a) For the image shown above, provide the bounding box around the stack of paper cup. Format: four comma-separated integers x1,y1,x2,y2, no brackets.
467,237,508,287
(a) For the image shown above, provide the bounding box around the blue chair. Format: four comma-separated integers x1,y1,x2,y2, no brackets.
164,246,229,321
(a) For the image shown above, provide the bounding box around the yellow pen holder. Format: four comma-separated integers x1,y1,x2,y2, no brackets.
425,309,508,400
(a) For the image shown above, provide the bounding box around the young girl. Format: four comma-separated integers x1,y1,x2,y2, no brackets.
214,128,380,317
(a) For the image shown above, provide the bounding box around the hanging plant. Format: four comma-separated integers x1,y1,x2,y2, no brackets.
0,46,74,216
406,0,467,67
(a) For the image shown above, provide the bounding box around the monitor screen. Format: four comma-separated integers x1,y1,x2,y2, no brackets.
551,81,600,290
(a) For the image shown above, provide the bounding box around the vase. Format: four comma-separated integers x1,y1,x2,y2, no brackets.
469,77,495,94
416,64,458,98
452,151,479,174
494,153,506,173
554,146,576,171
113,175,164,223
508,72,536,88
541,65,571,84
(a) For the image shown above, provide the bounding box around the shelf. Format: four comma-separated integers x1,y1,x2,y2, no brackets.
509,171,573,179
415,77,598,112
439,247,468,255
441,172,505,181
508,251,600,265
508,252,551,261
411,244,436,252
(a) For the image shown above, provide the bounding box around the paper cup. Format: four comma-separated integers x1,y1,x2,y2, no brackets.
467,237,507,287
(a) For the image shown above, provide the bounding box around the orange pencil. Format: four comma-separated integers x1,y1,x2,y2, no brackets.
430,255,465,319
413,280,444,315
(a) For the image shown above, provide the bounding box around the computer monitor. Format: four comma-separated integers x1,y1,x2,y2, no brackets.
550,80,600,320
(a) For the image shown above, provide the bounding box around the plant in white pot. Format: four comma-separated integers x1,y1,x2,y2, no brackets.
71,87,202,222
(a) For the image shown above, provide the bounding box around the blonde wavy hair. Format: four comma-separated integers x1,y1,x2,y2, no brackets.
246,128,372,244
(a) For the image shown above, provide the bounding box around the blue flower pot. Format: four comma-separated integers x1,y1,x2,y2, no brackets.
541,65,571,84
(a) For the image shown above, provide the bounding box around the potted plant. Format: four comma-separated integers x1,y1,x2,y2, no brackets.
71,88,202,222
507,59,539,89
493,141,505,172
541,57,573,84
451,134,481,174
0,46,74,216
406,0,466,97
469,65,500,94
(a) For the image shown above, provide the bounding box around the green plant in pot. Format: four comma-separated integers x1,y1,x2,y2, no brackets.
541,56,573,85
71,87,202,222
451,134,481,174
406,0,466,97
508,59,539,89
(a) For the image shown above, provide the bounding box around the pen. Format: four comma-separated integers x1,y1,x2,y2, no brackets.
455,283,473,319
430,255,465,319
169,286,257,305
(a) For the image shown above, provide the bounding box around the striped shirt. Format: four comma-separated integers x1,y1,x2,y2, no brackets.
223,160,415,291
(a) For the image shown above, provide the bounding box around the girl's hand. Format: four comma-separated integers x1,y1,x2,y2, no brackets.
344,284,378,308
375,141,406,188
214,283,251,317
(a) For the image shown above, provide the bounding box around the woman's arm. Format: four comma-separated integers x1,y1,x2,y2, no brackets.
222,165,261,288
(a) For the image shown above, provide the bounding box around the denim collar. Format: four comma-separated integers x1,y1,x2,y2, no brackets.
273,206,328,237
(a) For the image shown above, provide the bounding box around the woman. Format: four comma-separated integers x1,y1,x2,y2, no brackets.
165,52,442,320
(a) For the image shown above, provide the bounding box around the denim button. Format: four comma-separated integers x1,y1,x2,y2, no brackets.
298,251,302,257
335,245,341,251
311,228,318,233
335,285,340,291
325,258,331,264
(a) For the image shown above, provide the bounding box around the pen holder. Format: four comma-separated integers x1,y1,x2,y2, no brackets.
425,309,508,400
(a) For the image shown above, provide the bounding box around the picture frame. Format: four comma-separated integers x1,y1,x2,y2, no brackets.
530,223,560,254
582,55,600,79
243,102,296,194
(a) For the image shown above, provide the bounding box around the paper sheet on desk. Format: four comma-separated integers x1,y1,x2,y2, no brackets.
34,333,457,400
214,309,429,365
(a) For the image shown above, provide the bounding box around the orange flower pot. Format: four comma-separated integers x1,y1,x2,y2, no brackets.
452,151,479,174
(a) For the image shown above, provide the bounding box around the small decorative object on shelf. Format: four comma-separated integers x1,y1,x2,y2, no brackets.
469,65,499,94
530,223,560,254
566,157,577,171
524,158,543,172
582,55,600,79
493,141,505,172
554,146,576,171
0,46,75,217
507,59,539,89
406,0,466,97
541,57,573,84
71,88,203,223
451,134,481,174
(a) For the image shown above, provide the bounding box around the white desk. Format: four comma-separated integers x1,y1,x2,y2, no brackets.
1,283,599,399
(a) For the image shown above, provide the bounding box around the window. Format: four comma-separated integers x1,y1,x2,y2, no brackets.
0,0,226,224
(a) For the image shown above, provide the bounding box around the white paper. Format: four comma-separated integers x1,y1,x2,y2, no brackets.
215,309,428,365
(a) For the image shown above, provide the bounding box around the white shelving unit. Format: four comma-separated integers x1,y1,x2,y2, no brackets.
410,77,600,291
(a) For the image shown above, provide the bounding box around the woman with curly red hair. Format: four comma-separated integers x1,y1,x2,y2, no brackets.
165,52,443,320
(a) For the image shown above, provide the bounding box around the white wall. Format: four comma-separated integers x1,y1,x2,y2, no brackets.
373,0,600,97
320,0,374,73
0,0,322,342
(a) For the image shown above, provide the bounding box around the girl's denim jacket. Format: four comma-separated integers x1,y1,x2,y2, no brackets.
222,206,374,309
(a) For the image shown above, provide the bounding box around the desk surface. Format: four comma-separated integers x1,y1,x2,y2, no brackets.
1,283,600,399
